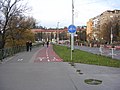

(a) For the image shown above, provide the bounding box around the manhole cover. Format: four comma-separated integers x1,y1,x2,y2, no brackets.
84,79,102,85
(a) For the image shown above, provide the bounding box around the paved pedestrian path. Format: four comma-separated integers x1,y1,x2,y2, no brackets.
0,44,120,90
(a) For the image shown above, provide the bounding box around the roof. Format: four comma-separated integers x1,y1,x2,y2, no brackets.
31,29,68,33
31,28,86,33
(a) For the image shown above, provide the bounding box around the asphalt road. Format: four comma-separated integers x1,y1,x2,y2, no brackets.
75,45,120,60
0,44,120,90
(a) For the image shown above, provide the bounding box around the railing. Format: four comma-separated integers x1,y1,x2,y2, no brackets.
0,42,42,61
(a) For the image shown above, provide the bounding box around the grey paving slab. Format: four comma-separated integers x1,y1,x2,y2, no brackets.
72,63,120,90
0,62,77,90
0,45,120,90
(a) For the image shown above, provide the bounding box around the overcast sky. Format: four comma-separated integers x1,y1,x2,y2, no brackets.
26,0,120,28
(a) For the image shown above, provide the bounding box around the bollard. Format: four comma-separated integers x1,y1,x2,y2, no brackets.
111,48,114,59
111,45,114,59
99,45,102,55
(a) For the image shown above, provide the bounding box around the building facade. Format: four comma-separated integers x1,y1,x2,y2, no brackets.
31,29,68,42
31,27,86,44
87,9,120,44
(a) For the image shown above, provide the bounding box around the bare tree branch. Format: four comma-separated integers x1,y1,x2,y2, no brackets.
0,0,31,49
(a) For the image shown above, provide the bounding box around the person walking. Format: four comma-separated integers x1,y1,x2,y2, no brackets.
26,41,29,52
47,41,49,48
43,41,45,46
29,41,32,51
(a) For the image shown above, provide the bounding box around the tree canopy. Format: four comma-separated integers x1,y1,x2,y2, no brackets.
0,0,36,48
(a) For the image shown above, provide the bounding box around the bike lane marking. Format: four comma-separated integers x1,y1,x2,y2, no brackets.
46,48,50,62
47,45,63,62
34,45,62,63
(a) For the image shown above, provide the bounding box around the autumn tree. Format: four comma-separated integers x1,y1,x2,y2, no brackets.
99,15,120,44
0,0,31,49
6,16,35,47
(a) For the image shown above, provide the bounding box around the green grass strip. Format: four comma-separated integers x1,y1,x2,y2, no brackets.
53,45,120,68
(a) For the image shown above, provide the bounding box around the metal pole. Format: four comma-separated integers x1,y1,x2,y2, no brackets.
99,46,102,55
110,15,113,44
71,0,74,51
72,0,74,25
71,0,75,61
111,27,113,44
111,48,114,59
57,22,59,44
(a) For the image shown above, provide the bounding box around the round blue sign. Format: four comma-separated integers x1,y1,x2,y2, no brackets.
68,25,76,33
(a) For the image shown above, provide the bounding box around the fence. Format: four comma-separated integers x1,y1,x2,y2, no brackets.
99,46,120,59
0,42,42,61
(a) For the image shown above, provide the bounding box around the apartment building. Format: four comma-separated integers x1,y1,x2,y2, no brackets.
87,9,120,43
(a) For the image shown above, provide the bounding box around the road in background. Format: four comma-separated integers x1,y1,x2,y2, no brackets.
75,45,120,60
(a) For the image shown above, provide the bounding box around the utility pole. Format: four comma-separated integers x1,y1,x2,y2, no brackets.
71,0,74,60
71,0,74,51
110,15,113,44
57,22,60,44
72,0,74,25
111,27,113,44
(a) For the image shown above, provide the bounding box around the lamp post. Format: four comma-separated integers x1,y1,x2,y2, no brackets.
71,0,74,50
72,0,74,25
57,22,60,44
110,15,114,58
110,15,113,44
110,27,113,44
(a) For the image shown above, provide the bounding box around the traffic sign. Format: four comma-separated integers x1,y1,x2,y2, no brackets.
68,25,76,33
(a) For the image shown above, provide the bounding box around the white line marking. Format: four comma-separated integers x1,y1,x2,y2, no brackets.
46,48,50,62
18,58,23,61
38,57,42,61
53,57,56,61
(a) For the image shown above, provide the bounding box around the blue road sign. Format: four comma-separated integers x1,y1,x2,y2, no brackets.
68,25,76,33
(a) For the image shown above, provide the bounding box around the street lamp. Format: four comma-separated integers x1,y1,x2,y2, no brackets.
110,15,113,44
57,22,60,44
71,0,75,51
110,15,115,59
72,0,74,25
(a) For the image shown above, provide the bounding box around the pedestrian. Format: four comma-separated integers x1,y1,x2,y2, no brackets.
26,41,29,52
43,41,45,46
47,41,49,48
29,41,32,51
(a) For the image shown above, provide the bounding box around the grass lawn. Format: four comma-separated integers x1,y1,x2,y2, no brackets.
53,45,120,68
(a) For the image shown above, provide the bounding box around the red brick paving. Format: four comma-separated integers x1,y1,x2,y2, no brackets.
34,45,62,63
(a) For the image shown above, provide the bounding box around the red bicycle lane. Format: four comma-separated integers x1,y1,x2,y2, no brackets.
34,45,63,63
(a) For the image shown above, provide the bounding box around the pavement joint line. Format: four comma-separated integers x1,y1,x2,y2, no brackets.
29,47,44,63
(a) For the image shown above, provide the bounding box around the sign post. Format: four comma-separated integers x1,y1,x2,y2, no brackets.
68,25,76,60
